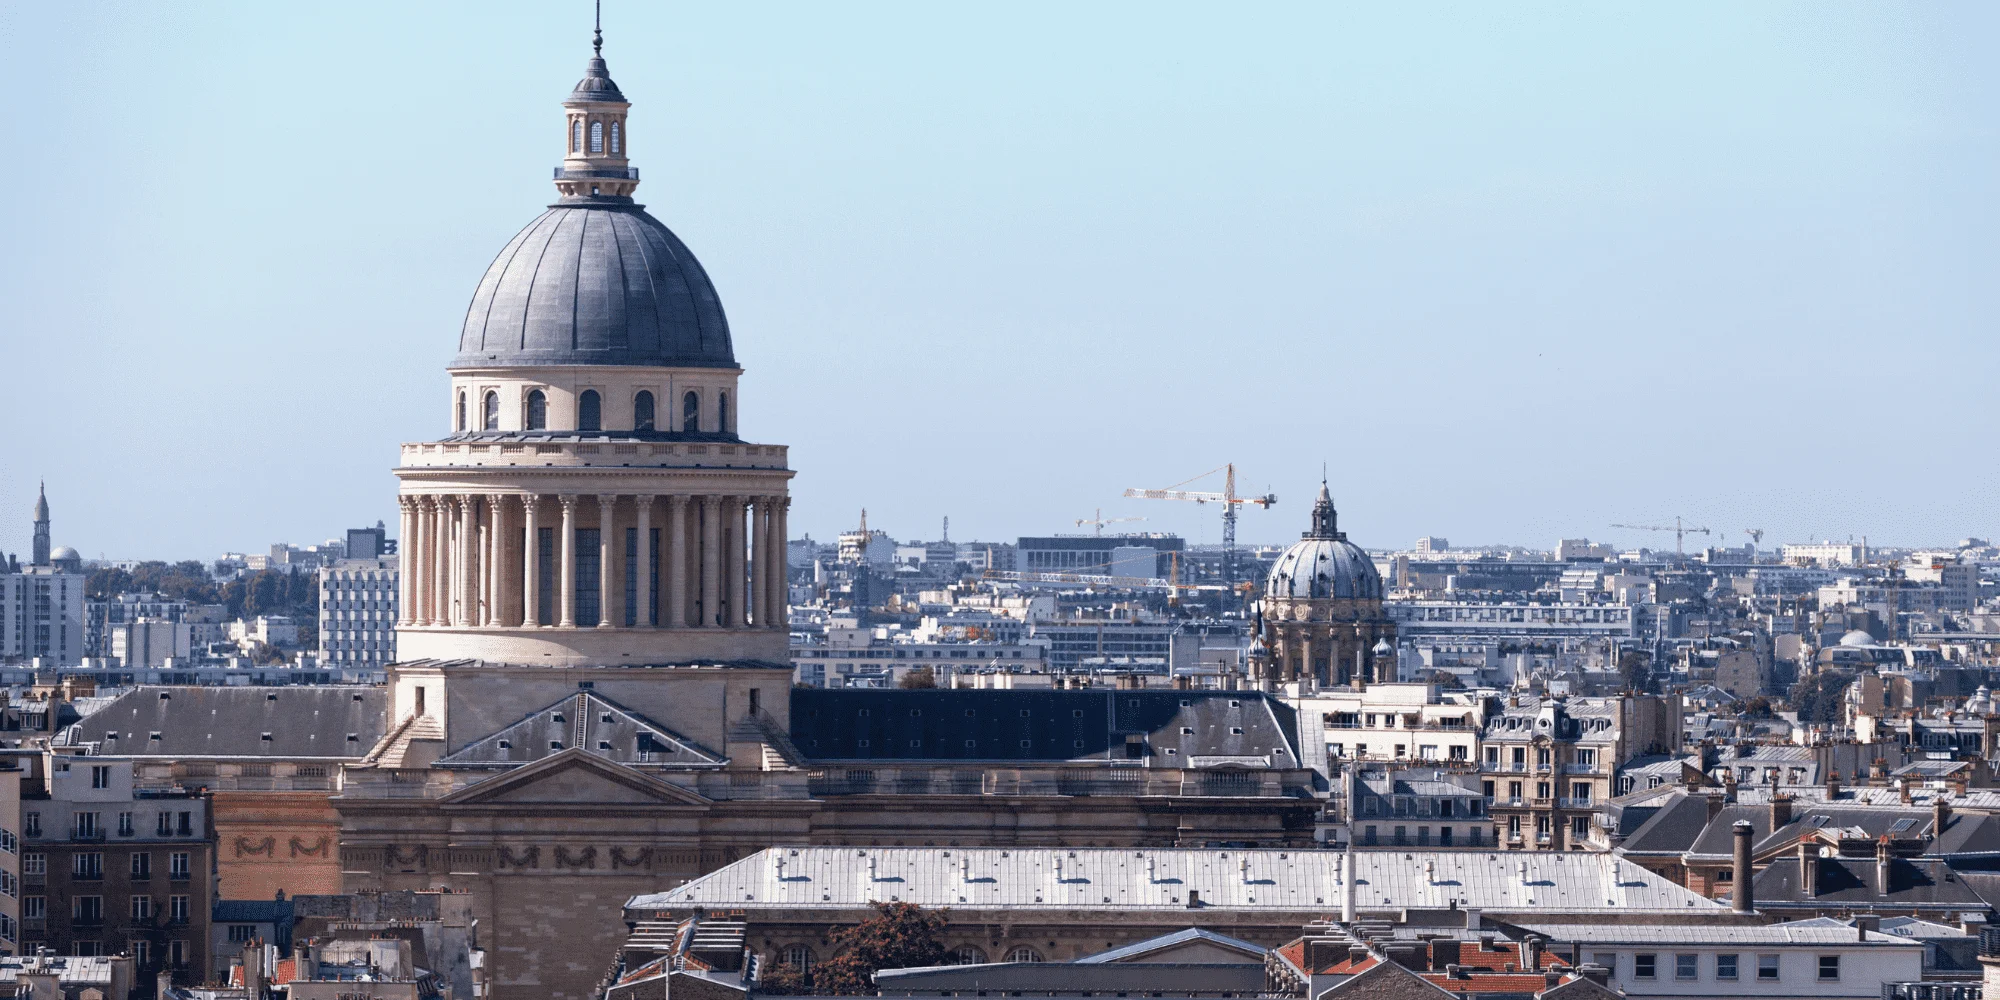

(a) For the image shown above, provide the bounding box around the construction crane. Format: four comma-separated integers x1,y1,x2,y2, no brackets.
1075,508,1146,537
1744,528,1764,555
1610,517,1711,556
1124,463,1276,592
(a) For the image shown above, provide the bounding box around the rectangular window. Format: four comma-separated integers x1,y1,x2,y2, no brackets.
1758,955,1780,981
537,527,555,625
156,812,171,836
71,853,102,879
170,940,187,967
648,527,661,626
131,853,151,879
227,924,257,943
71,896,102,923
575,528,601,626
130,896,152,921
1439,827,1453,846
169,852,190,880
1593,954,1616,974
176,812,191,837
1634,953,1656,980
1817,955,1838,981
72,812,100,839
22,813,37,838
133,940,150,966
0,830,14,853
168,895,188,924
1676,954,1697,980
117,812,133,837
1716,953,1738,980
23,897,44,920
22,854,44,877
624,526,639,626
90,766,110,789
1363,826,1377,846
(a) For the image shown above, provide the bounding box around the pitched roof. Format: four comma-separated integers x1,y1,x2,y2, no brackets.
1075,928,1266,964
1751,856,1990,910
1318,959,1454,999
433,690,724,768
1616,791,1717,855
629,846,1721,914
1683,802,1935,860
62,685,387,758
789,689,1302,764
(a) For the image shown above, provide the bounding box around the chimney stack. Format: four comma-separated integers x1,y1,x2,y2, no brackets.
1769,795,1793,829
1934,795,1953,839
1732,820,1756,914
1857,913,1880,941
1523,936,1543,972
1876,836,1894,893
1348,945,1370,967
1799,840,1820,897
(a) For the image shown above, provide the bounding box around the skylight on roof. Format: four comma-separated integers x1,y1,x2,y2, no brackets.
1890,818,1917,833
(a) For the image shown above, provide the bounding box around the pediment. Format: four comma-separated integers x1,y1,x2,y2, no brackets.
440,748,711,808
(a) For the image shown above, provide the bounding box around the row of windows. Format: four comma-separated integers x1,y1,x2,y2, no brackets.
777,944,1040,971
25,809,194,839
25,894,191,923
570,118,622,154
22,851,192,878
1622,952,1835,982
1329,743,1471,761
458,389,728,434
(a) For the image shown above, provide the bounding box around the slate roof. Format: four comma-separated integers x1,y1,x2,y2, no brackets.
454,205,733,370
1515,921,1930,946
61,686,387,759
788,689,1302,765
1613,791,1717,856
1683,802,1937,860
628,846,1721,914
1750,856,1992,911
872,962,1265,994
432,690,724,768
1320,960,1454,999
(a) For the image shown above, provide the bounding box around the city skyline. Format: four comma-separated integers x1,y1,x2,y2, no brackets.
2,2,1994,558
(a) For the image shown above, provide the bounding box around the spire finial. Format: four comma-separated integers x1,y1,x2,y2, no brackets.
593,0,603,56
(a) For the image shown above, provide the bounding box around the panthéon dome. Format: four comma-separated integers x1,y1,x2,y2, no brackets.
452,37,733,370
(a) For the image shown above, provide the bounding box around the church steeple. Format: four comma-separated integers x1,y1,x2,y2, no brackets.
31,482,50,567
1305,480,1342,540
553,2,638,201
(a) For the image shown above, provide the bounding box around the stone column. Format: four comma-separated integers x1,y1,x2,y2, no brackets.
667,496,688,628
750,498,770,627
522,495,540,627
725,496,748,627
411,497,432,626
771,497,789,629
636,496,654,627
487,494,508,626
699,496,720,627
558,495,578,628
396,495,417,626
597,495,617,628
432,497,451,628
458,495,480,627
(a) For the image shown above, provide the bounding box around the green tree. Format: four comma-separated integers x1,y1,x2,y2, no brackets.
1788,671,1852,725
805,902,947,995
899,666,937,690
1619,650,1653,693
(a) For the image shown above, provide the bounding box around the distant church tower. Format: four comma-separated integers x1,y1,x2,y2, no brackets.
31,483,50,567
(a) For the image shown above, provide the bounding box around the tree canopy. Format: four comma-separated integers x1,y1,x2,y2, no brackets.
762,901,947,995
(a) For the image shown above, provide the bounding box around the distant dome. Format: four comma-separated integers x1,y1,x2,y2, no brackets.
1264,484,1382,601
1838,630,1875,647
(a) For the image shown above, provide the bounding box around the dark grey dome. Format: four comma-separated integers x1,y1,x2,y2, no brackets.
1263,483,1383,600
569,55,626,104
454,205,734,369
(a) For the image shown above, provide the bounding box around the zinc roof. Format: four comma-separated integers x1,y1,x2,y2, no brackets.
1514,922,1926,947
627,847,1721,914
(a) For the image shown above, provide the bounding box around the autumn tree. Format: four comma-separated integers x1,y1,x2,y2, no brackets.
785,901,947,995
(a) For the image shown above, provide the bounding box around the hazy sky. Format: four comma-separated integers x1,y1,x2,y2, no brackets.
1,2,1994,562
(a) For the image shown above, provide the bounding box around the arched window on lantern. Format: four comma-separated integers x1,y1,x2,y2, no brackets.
526,389,548,430
482,391,499,431
578,390,602,432
717,391,730,434
682,391,700,433
633,390,655,432
610,121,621,154
571,119,582,153
455,391,466,432
589,121,604,153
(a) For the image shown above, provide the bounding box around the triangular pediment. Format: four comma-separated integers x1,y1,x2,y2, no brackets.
440,747,712,808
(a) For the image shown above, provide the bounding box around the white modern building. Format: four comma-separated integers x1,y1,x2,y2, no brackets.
317,557,400,668
1386,600,1639,640
1514,922,1924,999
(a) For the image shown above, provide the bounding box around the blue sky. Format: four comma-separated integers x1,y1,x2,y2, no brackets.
1,2,1993,560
